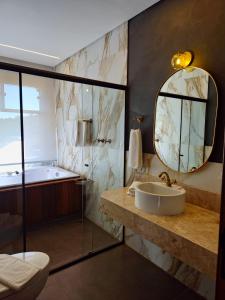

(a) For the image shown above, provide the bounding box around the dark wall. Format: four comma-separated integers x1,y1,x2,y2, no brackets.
127,0,225,162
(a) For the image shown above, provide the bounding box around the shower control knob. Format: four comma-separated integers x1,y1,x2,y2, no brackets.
97,138,104,143
105,139,112,144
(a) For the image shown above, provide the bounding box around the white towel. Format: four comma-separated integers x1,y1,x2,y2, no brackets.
75,120,81,146
66,121,73,145
0,254,40,291
127,181,142,196
81,121,92,146
75,120,92,146
128,129,143,169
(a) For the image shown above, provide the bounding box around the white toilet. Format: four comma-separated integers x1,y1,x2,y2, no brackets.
0,252,50,300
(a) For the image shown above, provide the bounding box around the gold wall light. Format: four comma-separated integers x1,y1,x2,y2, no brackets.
171,51,193,70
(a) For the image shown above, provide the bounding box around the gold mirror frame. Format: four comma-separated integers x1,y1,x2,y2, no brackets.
153,67,218,174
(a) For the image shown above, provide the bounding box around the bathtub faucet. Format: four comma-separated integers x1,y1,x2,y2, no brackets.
7,170,20,176
51,161,57,167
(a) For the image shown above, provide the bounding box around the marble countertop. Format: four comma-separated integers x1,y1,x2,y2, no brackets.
101,188,219,279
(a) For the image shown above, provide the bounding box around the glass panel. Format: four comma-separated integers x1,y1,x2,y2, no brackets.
180,100,206,172
188,101,206,171
0,70,24,254
22,74,63,271
22,75,57,165
23,76,90,271
88,86,125,250
156,67,217,173
155,96,181,171
21,73,124,271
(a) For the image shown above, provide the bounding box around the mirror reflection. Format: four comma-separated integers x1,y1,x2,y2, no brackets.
154,67,218,173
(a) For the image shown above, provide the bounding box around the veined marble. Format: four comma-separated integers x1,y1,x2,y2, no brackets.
125,151,221,300
101,188,219,279
125,228,216,300
155,95,207,172
55,82,125,240
156,67,217,173
54,20,219,300
180,100,206,172
161,67,209,99
55,22,127,241
126,152,222,205
56,23,128,85
85,86,125,238
155,96,181,170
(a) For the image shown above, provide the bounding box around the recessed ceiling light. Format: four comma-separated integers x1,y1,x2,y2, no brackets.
0,43,60,60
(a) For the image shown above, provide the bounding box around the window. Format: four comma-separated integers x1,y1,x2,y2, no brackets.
3,84,40,111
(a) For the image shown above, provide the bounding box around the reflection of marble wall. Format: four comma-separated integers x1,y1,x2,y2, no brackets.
56,23,127,85
86,87,125,238
181,100,206,172
155,95,208,172
54,19,219,300
126,228,215,300
155,96,181,170
161,68,209,99
55,23,127,239
125,152,222,300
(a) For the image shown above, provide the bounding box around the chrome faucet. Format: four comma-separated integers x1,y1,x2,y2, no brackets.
158,172,176,187
7,170,20,176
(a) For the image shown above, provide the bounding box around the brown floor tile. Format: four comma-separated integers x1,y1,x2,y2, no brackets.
27,218,118,270
38,245,203,300
172,288,206,300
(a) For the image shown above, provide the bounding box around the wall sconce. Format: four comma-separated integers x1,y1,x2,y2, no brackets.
171,51,193,70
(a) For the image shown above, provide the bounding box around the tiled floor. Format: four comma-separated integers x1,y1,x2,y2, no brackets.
27,218,118,270
38,245,204,300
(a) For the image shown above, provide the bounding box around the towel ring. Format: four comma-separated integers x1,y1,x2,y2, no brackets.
132,115,144,129
81,119,92,123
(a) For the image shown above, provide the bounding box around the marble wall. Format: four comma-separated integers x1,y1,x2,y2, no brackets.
125,228,216,300
155,96,207,172
155,96,181,171
161,68,209,99
55,23,127,240
125,152,222,300
85,86,125,238
56,23,127,85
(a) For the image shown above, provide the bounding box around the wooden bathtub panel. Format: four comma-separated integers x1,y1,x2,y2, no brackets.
0,188,23,215
55,181,82,217
0,179,83,226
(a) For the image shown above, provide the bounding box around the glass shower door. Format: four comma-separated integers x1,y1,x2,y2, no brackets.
0,70,24,254
85,85,125,251
0,69,125,271
23,75,91,271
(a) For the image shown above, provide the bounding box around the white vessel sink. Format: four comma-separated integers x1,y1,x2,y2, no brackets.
135,182,186,215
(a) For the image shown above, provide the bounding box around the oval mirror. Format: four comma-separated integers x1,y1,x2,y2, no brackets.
154,67,218,173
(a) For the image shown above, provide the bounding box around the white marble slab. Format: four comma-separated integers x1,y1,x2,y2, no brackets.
55,23,127,240
161,67,209,99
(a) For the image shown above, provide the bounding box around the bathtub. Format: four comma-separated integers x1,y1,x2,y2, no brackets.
0,166,82,227
0,166,80,188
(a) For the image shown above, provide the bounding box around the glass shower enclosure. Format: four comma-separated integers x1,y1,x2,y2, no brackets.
0,64,126,272
0,70,24,255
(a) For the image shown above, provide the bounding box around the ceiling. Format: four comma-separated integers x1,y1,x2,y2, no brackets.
0,0,159,67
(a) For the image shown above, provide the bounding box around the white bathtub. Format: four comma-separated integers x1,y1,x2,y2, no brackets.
0,166,80,188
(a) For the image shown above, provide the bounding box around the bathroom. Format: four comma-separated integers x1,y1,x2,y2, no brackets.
0,0,225,299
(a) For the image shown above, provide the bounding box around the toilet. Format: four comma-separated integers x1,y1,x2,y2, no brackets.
0,252,50,300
